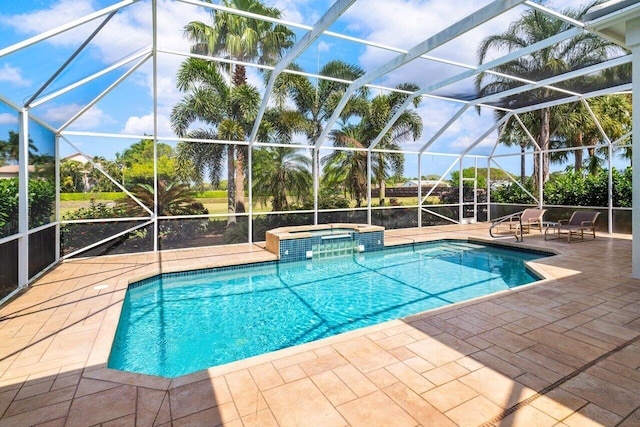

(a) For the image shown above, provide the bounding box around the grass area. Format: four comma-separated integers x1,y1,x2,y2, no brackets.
59,194,441,218
60,192,124,201
194,190,227,198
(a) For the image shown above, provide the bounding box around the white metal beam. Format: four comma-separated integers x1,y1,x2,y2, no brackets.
419,105,471,153
414,53,629,156
513,83,632,114
420,156,460,203
478,55,631,108
523,1,586,28
249,0,357,145
18,110,29,288
461,114,512,156
62,220,153,260
514,114,541,150
152,0,159,252
29,49,151,108
25,12,118,108
177,0,511,78
490,158,539,203
161,47,516,115
314,0,525,149
58,52,152,132
0,0,138,59
0,94,58,133
582,98,615,234
625,18,640,279
490,114,513,157
372,28,582,152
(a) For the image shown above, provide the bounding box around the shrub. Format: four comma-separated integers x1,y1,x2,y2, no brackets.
0,178,55,238
493,167,632,207
60,200,131,255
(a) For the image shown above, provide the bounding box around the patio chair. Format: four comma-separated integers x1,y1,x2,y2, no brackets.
557,211,600,242
506,208,546,234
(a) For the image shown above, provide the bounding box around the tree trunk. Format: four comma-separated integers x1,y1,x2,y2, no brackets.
230,64,247,216
574,132,583,171
235,146,245,214
587,146,599,175
519,143,526,184
227,145,236,226
378,155,386,206
233,65,247,87
533,107,551,191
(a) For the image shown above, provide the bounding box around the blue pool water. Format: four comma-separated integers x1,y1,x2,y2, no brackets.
108,240,547,378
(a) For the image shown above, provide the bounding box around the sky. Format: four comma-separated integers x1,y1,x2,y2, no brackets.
0,0,630,179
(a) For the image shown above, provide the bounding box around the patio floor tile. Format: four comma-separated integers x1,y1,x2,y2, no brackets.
337,390,416,427
0,226,638,426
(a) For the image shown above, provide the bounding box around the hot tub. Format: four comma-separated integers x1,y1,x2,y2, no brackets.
265,223,385,262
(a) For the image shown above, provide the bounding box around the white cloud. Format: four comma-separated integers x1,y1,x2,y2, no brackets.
4,0,153,63
0,113,18,125
42,104,115,130
121,112,173,136
318,40,332,52
0,0,95,36
270,0,322,26
340,0,595,92
0,64,31,87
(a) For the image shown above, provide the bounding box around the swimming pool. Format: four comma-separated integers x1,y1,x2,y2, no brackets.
108,240,548,378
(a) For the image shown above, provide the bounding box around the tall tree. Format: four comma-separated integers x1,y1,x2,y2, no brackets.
322,84,423,207
475,2,624,189
499,117,532,184
363,84,422,206
271,61,369,146
171,58,260,224
557,95,631,174
116,139,176,187
184,0,295,213
252,147,311,211
0,130,37,166
323,124,368,207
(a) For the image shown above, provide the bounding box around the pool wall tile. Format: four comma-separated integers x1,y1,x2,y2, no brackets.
127,261,278,290
278,231,385,262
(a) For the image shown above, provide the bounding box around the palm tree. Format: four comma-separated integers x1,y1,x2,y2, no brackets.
0,130,38,165
124,180,207,217
323,124,368,207
185,0,295,85
554,94,631,174
582,95,631,174
499,117,533,184
364,84,422,206
475,3,624,189
171,58,260,225
184,0,295,214
59,158,85,192
252,147,311,211
252,105,312,211
271,61,369,146
321,84,422,207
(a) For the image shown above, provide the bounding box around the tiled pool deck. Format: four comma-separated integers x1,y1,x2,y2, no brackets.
1,224,639,426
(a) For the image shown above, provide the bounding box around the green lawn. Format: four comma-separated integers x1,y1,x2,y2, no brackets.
59,193,440,218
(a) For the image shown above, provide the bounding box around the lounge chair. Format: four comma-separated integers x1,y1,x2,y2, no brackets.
556,211,600,242
506,208,546,234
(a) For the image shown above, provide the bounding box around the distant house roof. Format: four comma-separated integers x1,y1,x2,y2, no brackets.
63,153,91,163
0,164,36,179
